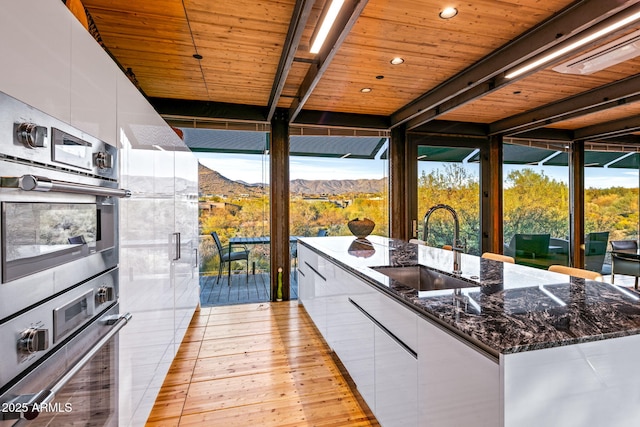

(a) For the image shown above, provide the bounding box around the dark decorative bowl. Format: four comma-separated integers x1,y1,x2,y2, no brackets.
347,218,375,239
348,238,375,258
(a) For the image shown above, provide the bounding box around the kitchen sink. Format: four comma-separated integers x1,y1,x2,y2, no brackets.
370,265,477,292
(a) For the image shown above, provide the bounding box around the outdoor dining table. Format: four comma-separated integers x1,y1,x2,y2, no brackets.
229,236,301,274
229,235,299,247
610,247,640,261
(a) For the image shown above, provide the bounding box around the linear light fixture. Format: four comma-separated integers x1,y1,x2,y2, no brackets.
553,29,640,75
340,152,352,158
310,0,346,54
505,7,640,79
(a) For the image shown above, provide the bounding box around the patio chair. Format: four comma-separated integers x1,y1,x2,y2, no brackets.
505,233,550,268
610,240,640,289
481,252,515,263
548,264,603,281
68,235,86,244
584,231,609,273
210,231,250,285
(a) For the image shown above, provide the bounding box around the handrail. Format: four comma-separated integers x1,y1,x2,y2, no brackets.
5,312,132,423
2,175,131,198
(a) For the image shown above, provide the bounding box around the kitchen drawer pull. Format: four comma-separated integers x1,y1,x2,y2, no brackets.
303,261,326,281
349,298,417,359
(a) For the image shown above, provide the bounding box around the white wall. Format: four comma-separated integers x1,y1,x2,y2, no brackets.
0,2,200,426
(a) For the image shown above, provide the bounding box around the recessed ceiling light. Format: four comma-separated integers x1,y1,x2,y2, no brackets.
193,54,203,60
360,88,372,93
390,57,404,65
439,7,458,19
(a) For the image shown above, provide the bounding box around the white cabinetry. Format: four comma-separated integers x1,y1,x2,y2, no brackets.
298,244,500,427
0,0,72,123
298,249,418,427
0,4,199,427
0,0,118,146
375,326,418,427
70,20,118,146
117,71,199,427
297,245,327,339
418,316,499,427
330,268,376,410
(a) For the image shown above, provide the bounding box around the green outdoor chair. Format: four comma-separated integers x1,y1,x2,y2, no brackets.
211,231,250,285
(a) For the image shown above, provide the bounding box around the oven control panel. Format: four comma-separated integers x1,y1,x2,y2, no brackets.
0,268,118,387
18,326,49,355
15,122,47,149
95,285,115,307
0,91,118,180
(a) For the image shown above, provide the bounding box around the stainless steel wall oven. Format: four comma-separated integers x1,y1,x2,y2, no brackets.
0,92,131,426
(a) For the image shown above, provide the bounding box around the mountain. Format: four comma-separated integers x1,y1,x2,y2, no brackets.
289,178,385,195
199,163,385,196
198,163,265,196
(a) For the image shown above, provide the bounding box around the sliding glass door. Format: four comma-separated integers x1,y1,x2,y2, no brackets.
502,142,570,269
416,145,481,255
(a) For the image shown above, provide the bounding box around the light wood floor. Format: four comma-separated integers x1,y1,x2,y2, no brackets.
145,301,379,426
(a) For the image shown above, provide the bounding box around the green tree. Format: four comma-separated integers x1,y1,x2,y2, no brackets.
417,164,480,254
503,168,569,240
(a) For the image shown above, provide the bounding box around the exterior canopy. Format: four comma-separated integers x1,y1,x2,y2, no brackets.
181,128,386,159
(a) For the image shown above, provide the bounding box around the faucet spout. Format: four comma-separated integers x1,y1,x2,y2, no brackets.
422,204,463,274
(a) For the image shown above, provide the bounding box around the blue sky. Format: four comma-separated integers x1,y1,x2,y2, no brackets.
197,152,638,189
197,153,389,183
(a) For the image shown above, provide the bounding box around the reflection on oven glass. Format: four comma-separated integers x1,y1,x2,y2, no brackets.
3,203,96,262
25,340,117,427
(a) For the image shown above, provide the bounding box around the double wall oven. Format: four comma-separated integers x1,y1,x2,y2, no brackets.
0,92,131,426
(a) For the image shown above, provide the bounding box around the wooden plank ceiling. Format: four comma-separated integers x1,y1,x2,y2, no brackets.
81,0,640,145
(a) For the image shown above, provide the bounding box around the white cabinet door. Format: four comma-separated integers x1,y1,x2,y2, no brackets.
375,326,418,427
329,268,376,410
297,245,325,337
173,150,200,350
70,19,117,146
0,0,72,122
418,317,499,427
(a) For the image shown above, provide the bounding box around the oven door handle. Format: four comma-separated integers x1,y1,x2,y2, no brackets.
5,312,132,423
11,175,132,198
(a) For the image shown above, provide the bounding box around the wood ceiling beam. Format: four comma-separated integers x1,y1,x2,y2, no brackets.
267,0,315,122
573,114,640,141
490,74,640,136
293,109,389,130
149,97,389,132
148,97,268,123
289,0,369,123
392,0,640,131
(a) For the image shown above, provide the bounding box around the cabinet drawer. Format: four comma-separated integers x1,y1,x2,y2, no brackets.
346,273,418,352
297,244,319,275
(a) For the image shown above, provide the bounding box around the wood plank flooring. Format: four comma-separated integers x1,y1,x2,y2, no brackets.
145,301,379,426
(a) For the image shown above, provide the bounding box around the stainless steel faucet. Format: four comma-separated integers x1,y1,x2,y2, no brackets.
422,204,464,274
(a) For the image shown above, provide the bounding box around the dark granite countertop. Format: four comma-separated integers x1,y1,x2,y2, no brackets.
298,235,640,356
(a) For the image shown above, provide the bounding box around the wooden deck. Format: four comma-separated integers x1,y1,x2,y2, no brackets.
145,301,379,426
200,271,299,307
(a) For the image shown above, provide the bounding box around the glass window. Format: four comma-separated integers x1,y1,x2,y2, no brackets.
502,142,569,269
193,131,271,305
584,149,639,274
289,136,389,239
416,145,481,255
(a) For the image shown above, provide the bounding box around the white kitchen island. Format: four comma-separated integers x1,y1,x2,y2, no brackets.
297,235,640,427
